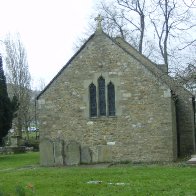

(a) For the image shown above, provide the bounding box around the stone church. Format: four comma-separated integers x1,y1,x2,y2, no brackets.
37,16,195,166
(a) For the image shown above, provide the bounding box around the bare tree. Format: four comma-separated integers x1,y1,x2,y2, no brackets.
175,62,196,95
117,0,146,53
149,0,195,73
183,0,196,8
37,78,46,92
96,0,147,53
4,33,31,138
98,2,128,39
94,0,196,75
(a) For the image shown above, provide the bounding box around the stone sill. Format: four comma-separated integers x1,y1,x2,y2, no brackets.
89,116,117,121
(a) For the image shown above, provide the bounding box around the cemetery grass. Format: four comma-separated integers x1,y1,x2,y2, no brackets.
0,153,196,195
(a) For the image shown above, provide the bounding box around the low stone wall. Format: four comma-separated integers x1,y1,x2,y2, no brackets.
0,146,27,154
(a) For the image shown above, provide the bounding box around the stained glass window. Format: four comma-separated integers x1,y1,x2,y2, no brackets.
108,81,115,116
89,83,97,117
98,76,106,116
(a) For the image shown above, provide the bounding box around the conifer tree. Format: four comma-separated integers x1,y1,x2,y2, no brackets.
0,54,13,145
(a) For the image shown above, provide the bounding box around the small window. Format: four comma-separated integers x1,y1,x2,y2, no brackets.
98,76,106,116
108,81,115,116
89,83,97,117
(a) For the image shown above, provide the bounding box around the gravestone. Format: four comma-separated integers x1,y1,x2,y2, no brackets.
53,139,64,166
10,136,20,147
64,141,80,165
97,145,112,163
81,146,92,164
40,139,54,166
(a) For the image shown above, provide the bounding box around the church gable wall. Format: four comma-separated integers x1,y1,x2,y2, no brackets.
38,32,177,164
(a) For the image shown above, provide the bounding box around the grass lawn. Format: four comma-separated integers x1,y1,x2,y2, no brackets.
0,152,196,195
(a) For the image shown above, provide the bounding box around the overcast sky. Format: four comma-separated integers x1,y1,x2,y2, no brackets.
0,0,97,89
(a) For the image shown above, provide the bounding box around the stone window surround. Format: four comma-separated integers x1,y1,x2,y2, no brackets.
89,76,115,118
83,72,121,119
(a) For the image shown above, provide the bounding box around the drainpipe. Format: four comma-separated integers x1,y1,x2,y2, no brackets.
35,99,38,140
192,96,196,152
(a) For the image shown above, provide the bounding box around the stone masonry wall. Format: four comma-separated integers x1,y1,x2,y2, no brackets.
176,95,195,156
38,31,177,164
115,36,195,156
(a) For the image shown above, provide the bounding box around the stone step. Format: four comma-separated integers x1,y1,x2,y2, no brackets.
187,155,196,164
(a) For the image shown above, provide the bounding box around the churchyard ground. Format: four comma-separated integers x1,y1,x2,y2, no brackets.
0,152,196,195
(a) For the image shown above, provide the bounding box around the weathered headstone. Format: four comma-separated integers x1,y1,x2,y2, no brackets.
53,139,64,166
40,139,54,166
81,146,92,164
10,136,20,147
98,145,112,163
64,141,80,165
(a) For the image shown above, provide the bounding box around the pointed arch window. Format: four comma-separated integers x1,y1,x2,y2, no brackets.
89,83,97,117
88,77,116,118
98,76,106,116
108,81,115,116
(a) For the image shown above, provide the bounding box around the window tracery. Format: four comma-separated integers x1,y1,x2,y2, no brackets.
89,76,116,118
